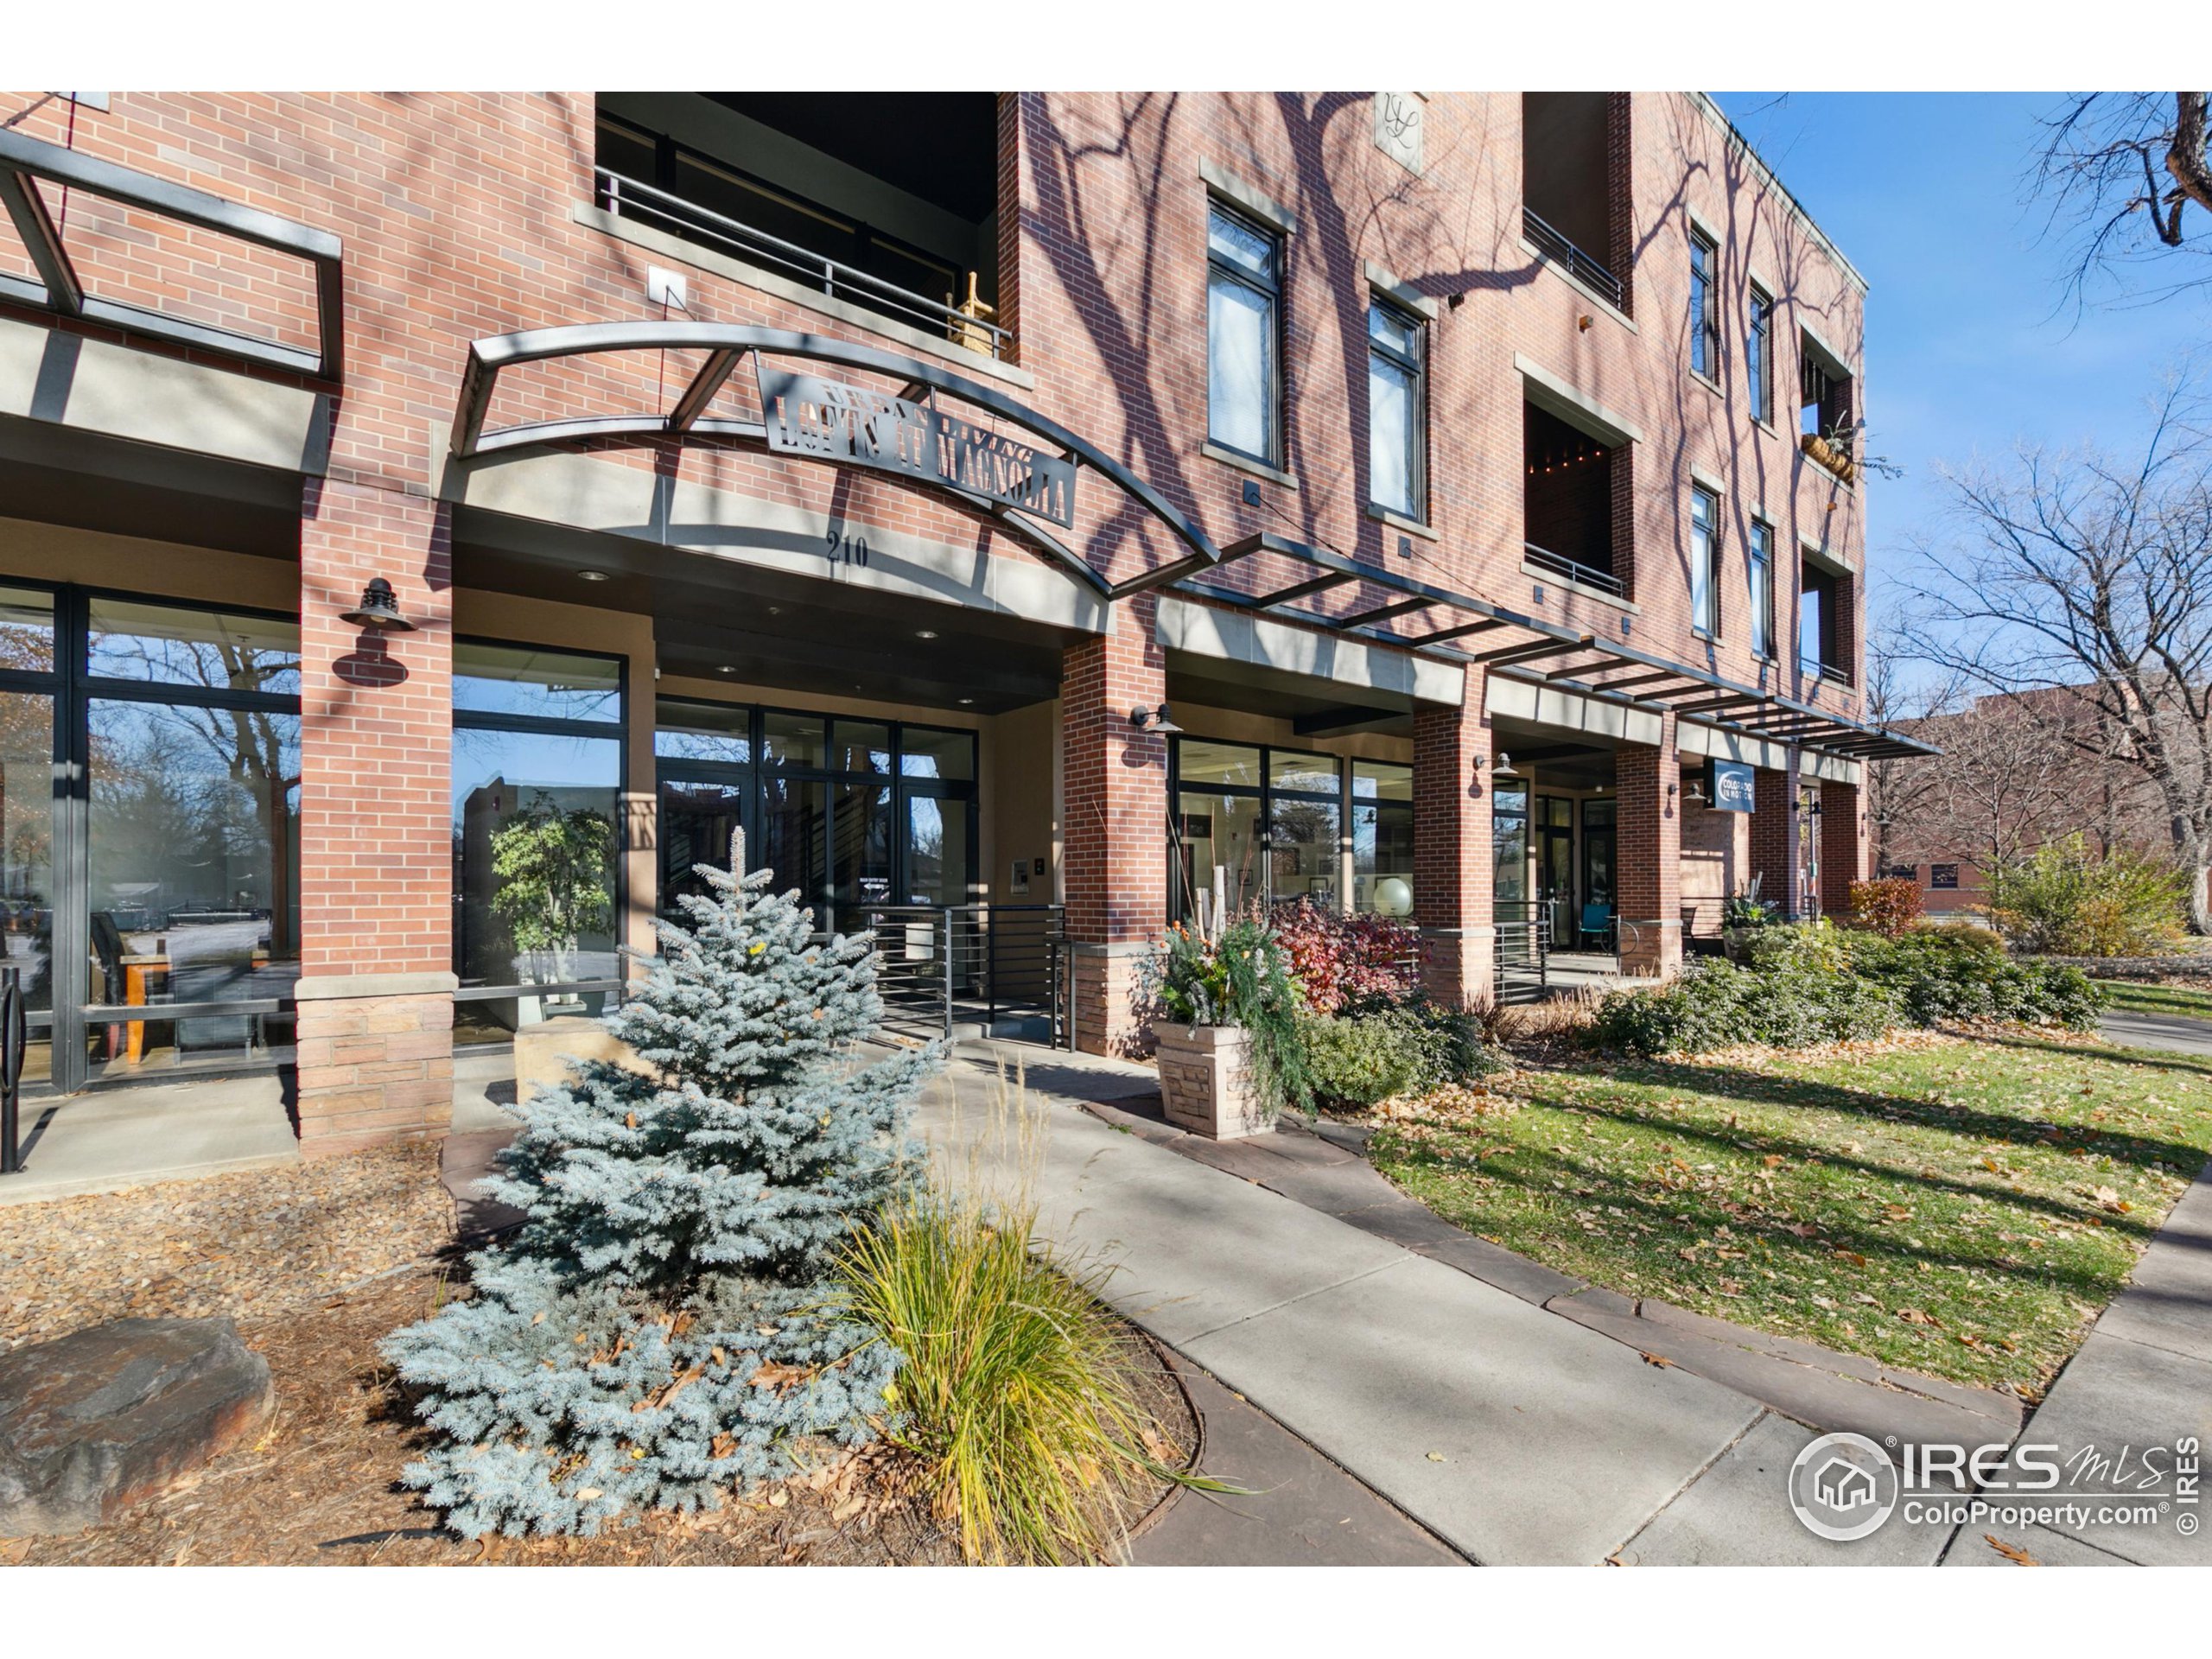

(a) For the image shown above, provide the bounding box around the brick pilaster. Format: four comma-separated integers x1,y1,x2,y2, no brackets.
1413,671,1495,1007
1607,92,1636,319
1616,714,1682,976
1821,777,1867,918
1061,601,1167,1057
295,480,456,1155
1751,757,1812,920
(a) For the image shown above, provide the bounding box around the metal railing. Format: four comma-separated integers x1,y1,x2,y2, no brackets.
860,903,1067,1046
1522,207,1624,308
595,168,1014,361
1,967,23,1175
1493,899,1552,991
1524,539,1625,598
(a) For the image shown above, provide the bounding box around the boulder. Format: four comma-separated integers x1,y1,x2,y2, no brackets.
0,1317,273,1536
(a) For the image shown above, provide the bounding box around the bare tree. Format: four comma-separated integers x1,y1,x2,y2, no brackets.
1901,373,2212,930
2035,92,2212,310
1897,694,2086,878
1860,626,1944,876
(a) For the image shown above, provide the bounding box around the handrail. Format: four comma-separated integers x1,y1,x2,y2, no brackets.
597,168,1011,361
1524,540,1625,598
1522,207,1624,308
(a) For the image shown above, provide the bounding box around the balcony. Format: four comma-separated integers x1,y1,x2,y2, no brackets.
1522,206,1624,310
1524,539,1624,599
1800,429,1856,485
593,93,1008,361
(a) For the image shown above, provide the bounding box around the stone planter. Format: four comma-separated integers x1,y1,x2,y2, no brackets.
1721,925,1762,965
1154,1022,1270,1140
513,1013,658,1103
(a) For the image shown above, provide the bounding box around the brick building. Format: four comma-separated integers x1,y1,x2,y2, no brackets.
0,90,1926,1160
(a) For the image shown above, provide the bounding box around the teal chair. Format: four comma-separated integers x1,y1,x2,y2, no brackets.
1580,902,1613,951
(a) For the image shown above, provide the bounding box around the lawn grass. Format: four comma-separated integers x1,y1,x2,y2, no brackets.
1367,1031,2212,1395
2095,978,2212,1021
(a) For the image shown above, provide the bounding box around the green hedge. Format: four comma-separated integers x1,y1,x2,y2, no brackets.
1592,923,2106,1058
1300,1001,1502,1109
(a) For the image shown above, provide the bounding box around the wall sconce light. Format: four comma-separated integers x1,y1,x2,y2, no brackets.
1577,314,1593,333
340,577,416,632
1491,752,1520,777
1128,704,1184,735
1667,781,1680,799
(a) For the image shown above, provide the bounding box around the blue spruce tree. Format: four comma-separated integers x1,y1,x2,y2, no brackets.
384,832,939,1538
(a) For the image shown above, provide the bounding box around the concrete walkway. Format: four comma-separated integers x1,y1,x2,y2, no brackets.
923,1049,1785,1565
2101,1007,2212,1058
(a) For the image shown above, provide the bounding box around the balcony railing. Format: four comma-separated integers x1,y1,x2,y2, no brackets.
594,168,1013,361
1524,539,1625,598
1800,657,1854,690
1522,207,1624,308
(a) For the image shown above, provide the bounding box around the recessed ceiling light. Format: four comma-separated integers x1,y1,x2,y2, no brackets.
915,629,938,640
717,665,735,675
576,569,610,582
957,697,974,706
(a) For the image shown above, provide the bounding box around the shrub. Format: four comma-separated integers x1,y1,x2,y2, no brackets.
1850,926,2104,1029
834,1190,1173,1565
1849,877,1923,939
1300,1000,1505,1110
1592,958,1903,1057
382,834,936,1538
1745,918,1855,976
1271,900,1421,1014
1147,914,1313,1115
1721,874,1782,930
1984,836,2189,957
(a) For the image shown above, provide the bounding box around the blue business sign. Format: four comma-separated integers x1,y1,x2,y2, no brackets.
1707,758,1757,813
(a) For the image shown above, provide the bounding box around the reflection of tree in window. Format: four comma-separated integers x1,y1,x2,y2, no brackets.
489,792,616,987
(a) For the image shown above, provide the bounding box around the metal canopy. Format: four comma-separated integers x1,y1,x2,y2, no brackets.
1181,531,1938,762
0,127,344,380
449,322,1225,604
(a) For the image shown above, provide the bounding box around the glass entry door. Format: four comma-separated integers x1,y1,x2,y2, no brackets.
1536,795,1575,949
657,770,748,920
1581,799,1617,950
900,788,971,907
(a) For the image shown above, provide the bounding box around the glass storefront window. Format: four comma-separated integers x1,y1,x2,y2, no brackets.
0,585,56,674
1269,795,1341,909
654,698,753,766
1268,749,1338,797
0,688,54,1084
758,772,827,909
453,642,621,723
899,726,976,783
1177,740,1262,791
1178,791,1264,916
760,711,827,769
832,721,893,776
1352,760,1414,917
452,642,625,1033
87,598,301,696
1493,783,1530,906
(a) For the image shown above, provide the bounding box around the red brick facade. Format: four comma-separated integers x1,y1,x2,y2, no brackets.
0,90,1873,1117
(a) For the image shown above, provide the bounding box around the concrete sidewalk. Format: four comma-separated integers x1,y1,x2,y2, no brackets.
2101,1008,2212,1058
920,1050,1770,1565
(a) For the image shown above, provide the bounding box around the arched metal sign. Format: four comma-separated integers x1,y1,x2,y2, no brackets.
450,322,1222,601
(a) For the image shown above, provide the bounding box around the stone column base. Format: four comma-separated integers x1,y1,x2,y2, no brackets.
1069,944,1155,1058
294,974,456,1159
1420,925,1498,1009
1619,919,1685,979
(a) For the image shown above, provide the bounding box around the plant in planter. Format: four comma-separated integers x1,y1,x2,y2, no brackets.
1720,874,1782,963
1143,913,1311,1139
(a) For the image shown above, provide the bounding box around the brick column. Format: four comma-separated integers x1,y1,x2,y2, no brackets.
1821,776,1867,918
1616,715,1682,976
1751,760,1804,920
294,480,456,1158
1413,671,1495,1007
1061,600,1166,1057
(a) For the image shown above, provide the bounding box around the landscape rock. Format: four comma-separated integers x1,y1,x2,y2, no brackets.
0,1317,272,1535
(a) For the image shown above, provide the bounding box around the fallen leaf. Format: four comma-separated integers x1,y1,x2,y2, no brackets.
1985,1534,2039,1567
1426,1451,1447,1462
1835,1249,1869,1268
1641,1352,1675,1369
1897,1308,1942,1326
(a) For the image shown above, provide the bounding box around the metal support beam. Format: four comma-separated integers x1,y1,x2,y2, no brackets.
0,168,81,315
669,348,745,431
1466,633,1597,666
1335,594,1436,629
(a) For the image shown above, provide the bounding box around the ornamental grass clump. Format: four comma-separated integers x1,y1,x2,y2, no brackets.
833,1069,1194,1565
382,832,939,1539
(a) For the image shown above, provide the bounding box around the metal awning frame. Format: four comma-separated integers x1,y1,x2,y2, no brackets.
0,126,344,380
1182,531,1939,761
450,321,1226,606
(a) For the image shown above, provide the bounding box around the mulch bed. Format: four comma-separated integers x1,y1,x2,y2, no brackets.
2,1150,1193,1566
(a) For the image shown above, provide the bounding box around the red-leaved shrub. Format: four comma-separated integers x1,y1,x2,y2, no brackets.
1849,877,1923,939
1269,900,1422,1014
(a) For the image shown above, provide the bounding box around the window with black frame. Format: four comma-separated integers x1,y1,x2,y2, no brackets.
1690,484,1720,638
1351,760,1414,917
1747,285,1774,424
1171,737,1356,919
0,586,58,1087
1749,518,1777,660
452,641,626,1043
1206,203,1281,466
1689,226,1720,381
1367,298,1426,520
84,597,302,1082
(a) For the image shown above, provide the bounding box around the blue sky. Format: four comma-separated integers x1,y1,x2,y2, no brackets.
1712,92,2203,620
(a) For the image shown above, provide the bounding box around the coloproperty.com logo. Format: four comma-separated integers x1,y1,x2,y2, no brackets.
1787,1431,2202,1542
